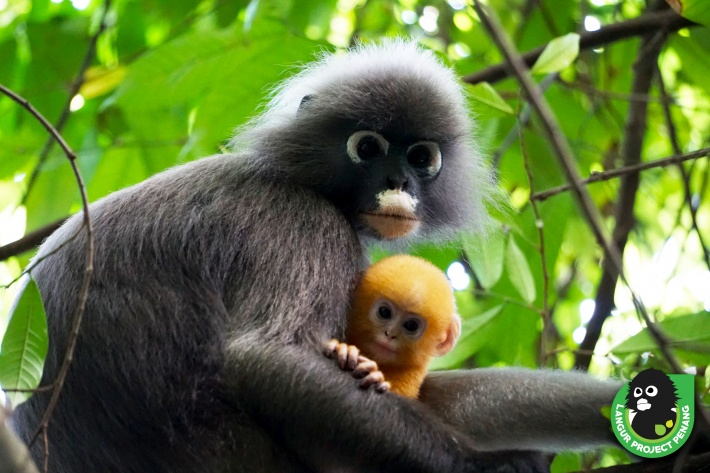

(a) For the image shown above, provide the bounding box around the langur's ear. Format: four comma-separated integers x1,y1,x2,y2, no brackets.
298,94,314,113
434,313,461,357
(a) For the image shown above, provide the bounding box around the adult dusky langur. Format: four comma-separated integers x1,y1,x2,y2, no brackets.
11,40,620,473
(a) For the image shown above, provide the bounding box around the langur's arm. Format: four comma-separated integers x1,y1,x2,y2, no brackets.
224,339,546,473
420,368,621,453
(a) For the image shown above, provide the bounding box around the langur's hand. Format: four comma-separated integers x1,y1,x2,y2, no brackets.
323,339,361,370
323,340,389,393
352,357,390,393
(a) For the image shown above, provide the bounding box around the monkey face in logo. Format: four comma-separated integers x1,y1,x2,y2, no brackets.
625,368,679,440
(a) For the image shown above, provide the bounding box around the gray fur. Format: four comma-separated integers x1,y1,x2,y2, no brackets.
11,41,617,473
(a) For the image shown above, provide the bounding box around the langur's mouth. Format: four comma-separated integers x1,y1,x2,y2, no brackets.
360,207,420,240
369,341,398,359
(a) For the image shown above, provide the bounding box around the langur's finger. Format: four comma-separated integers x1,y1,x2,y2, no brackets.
323,339,339,357
356,354,370,364
352,360,378,379
346,345,360,371
375,381,391,394
359,371,385,390
336,343,349,369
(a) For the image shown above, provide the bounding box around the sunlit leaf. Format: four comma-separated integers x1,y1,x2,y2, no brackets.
79,66,128,99
666,0,710,26
429,305,504,370
531,33,580,74
467,82,514,114
505,237,536,304
462,234,505,289
0,278,48,407
611,312,710,364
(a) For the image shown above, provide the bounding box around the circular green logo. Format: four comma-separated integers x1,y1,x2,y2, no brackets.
611,369,695,458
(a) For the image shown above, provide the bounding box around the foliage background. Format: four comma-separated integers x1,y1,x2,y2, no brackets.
0,0,709,470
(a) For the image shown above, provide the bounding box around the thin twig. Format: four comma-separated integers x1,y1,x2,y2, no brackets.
655,66,710,271
463,8,694,85
0,218,66,262
22,0,112,205
2,224,84,289
517,102,551,366
531,147,710,201
470,1,683,375
0,85,95,453
492,73,557,169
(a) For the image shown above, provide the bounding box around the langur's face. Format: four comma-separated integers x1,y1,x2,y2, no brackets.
292,76,467,242
343,128,443,240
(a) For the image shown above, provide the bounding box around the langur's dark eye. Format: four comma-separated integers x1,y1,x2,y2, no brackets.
347,131,389,164
402,319,420,333
378,305,392,319
407,142,442,177
633,387,643,397
645,386,658,397
358,136,383,160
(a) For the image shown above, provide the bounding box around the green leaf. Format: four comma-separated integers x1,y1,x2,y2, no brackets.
666,0,710,27
0,278,49,407
429,305,504,370
505,237,537,304
611,312,710,364
531,33,580,74
462,234,505,289
467,82,514,114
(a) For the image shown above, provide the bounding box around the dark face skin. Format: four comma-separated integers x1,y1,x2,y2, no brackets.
299,115,449,241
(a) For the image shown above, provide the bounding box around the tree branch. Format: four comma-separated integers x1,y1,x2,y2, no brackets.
655,65,710,271
470,0,683,376
21,0,112,205
0,85,95,466
574,23,664,371
531,147,710,201
0,219,66,262
0,407,39,473
463,9,694,86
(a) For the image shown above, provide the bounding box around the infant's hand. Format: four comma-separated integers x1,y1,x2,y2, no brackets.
323,339,390,393
323,339,361,370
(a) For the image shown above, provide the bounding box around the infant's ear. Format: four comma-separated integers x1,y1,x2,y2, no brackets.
433,313,461,357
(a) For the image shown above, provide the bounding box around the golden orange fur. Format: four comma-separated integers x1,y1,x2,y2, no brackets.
346,255,460,398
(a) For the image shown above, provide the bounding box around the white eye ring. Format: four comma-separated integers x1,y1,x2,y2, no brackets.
645,385,658,397
633,387,643,397
346,131,389,164
407,141,442,177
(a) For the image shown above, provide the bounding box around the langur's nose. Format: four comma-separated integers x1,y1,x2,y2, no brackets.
384,330,397,340
386,176,408,191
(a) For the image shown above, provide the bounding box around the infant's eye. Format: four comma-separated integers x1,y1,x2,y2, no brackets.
378,305,392,320
402,319,420,333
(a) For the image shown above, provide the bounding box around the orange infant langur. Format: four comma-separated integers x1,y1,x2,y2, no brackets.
325,255,461,398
